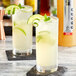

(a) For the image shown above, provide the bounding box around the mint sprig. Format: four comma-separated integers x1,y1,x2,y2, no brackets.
44,14,50,22
8,10,11,15
12,8,15,14
52,8,57,15
12,4,25,14
18,4,25,9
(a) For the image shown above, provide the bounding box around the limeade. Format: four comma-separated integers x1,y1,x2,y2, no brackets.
12,6,32,55
28,14,58,73
36,17,58,72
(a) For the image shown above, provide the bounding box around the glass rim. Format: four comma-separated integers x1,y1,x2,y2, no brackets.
39,16,59,23
50,16,59,21
15,5,33,13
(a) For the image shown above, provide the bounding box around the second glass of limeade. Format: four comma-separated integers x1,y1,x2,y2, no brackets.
37,17,58,73
12,6,33,56
37,15,58,73
28,14,58,73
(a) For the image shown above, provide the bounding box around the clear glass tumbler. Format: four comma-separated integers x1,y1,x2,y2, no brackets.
36,16,59,73
12,6,33,56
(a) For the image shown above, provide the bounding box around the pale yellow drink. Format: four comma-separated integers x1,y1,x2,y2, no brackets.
12,6,33,55
36,16,59,72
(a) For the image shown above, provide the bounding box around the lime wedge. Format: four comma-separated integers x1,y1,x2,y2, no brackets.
36,35,42,43
38,31,51,35
27,14,44,27
36,31,56,45
5,5,20,15
15,27,26,37
36,31,50,42
14,22,16,26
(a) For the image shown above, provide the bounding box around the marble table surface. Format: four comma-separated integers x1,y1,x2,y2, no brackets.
0,36,76,76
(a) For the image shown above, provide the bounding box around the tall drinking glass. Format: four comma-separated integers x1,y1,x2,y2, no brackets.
36,16,59,73
12,6,32,56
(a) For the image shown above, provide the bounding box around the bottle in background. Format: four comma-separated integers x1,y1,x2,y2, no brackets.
0,0,3,6
2,0,10,7
57,0,76,46
2,0,11,19
51,0,57,16
25,0,38,36
40,0,51,16
53,0,57,8
25,0,38,14
10,0,24,5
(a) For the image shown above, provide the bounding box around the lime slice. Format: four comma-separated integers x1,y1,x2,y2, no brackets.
36,31,56,45
14,21,16,26
27,14,44,27
38,31,51,35
5,5,20,15
36,31,50,42
15,27,26,37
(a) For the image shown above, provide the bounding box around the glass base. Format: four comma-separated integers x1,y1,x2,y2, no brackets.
36,65,58,73
13,49,32,56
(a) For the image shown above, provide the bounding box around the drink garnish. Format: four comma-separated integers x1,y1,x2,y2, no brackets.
44,14,50,22
13,22,26,36
52,8,57,15
36,31,51,43
18,4,25,9
27,14,51,27
27,14,44,27
36,31,56,45
5,5,20,15
15,27,26,37
5,4,25,15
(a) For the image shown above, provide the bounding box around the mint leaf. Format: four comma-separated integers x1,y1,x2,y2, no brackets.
18,4,25,9
44,14,47,19
44,14,50,22
52,9,57,15
44,17,50,21
8,10,11,15
12,8,15,14
18,4,21,8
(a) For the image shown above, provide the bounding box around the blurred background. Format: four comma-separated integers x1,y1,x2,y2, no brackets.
0,0,57,36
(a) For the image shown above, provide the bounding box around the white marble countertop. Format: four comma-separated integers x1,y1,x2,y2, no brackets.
0,36,76,76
